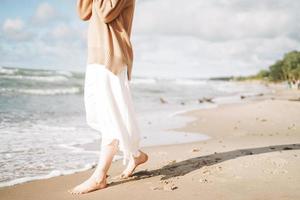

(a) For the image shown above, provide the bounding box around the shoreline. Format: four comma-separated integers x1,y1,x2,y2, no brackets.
0,82,278,189
0,82,299,200
0,81,271,188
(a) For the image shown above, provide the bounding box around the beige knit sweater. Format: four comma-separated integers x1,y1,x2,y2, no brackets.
77,0,135,81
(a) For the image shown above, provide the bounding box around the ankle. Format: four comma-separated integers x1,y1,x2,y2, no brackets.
90,174,107,185
133,150,142,159
91,169,106,180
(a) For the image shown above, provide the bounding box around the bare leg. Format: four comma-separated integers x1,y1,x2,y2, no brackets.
119,150,148,179
68,139,119,194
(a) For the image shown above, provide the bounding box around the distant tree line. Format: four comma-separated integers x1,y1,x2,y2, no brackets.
235,51,300,84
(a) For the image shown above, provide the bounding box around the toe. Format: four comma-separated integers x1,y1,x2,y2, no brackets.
117,173,126,180
69,188,79,195
68,189,74,194
71,190,76,194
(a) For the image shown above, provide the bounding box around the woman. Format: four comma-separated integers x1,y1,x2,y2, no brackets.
69,0,148,194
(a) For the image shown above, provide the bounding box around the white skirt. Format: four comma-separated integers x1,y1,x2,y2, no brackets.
84,63,141,165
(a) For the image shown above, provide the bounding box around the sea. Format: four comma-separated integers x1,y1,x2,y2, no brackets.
0,66,272,187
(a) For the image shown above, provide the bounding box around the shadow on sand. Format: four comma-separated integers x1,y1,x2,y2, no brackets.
109,143,300,186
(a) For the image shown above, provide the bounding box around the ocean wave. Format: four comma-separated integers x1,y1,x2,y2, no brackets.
0,67,18,75
56,70,73,77
131,77,208,85
0,87,81,95
210,81,270,95
174,78,207,85
0,67,78,82
211,82,245,93
131,77,157,84
0,75,69,82
0,164,96,188
0,155,123,188
32,125,77,132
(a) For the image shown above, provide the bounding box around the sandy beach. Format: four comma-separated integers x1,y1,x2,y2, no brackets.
1,83,300,200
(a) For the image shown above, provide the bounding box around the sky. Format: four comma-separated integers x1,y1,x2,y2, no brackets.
1,0,300,78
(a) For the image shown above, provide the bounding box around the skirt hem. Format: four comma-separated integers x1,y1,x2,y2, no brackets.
84,63,141,165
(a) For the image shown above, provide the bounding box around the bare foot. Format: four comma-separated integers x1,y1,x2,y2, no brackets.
68,175,107,194
119,150,148,179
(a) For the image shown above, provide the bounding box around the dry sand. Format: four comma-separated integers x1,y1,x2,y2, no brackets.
0,83,300,200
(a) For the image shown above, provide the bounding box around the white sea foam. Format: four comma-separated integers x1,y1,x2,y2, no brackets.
131,77,157,84
0,155,123,188
0,164,96,188
0,87,81,95
56,70,73,77
131,77,208,86
0,67,18,75
168,104,218,118
1,75,69,82
174,78,207,86
210,81,267,94
33,124,77,132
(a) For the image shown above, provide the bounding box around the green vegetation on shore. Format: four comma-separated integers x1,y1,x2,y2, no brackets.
234,51,300,84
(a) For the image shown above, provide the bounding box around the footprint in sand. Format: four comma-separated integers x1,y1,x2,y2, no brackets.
269,158,288,167
151,180,178,191
191,148,201,152
262,157,289,175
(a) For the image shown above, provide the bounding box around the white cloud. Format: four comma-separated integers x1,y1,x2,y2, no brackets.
3,18,24,33
51,23,72,39
1,0,300,77
129,0,300,78
134,0,298,41
33,2,58,24
133,34,300,78
2,18,33,41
